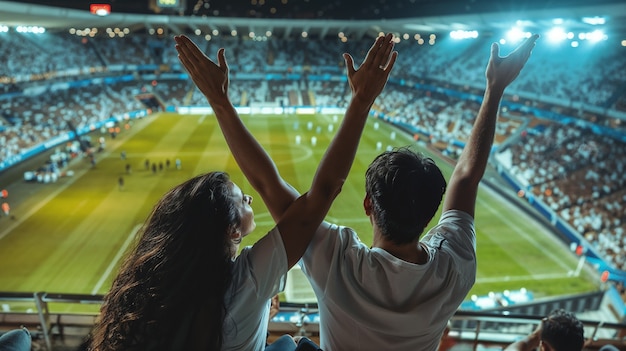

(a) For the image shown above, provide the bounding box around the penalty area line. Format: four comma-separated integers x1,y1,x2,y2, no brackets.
91,224,142,295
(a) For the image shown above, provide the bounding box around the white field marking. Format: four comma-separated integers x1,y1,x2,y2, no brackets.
0,114,158,241
199,114,207,124
477,191,573,272
91,224,142,295
476,272,573,284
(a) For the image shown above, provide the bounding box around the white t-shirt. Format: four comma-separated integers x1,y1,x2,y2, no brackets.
222,226,288,351
300,210,476,351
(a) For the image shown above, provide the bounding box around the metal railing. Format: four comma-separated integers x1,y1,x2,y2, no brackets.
1,292,625,351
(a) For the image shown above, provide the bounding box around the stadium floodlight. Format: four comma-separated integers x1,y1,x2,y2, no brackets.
505,27,530,43
450,30,478,40
0,25,8,33
571,41,579,47
547,27,567,42
582,16,606,25
586,29,607,42
16,25,45,34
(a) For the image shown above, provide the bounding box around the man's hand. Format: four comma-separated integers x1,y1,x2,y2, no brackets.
486,34,539,92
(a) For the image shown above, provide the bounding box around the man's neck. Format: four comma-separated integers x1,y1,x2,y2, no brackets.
372,230,428,264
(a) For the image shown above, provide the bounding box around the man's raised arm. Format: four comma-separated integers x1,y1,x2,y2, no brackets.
443,34,538,217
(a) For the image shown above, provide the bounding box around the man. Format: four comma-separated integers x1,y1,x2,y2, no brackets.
297,35,537,350
505,309,585,351
185,31,537,350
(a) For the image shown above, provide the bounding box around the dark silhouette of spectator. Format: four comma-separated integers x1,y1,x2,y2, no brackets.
0,327,31,351
504,309,584,351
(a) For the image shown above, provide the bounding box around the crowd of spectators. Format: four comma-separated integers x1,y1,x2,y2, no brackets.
504,121,626,270
1,30,626,273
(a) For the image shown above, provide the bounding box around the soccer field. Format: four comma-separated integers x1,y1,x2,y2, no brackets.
0,112,598,309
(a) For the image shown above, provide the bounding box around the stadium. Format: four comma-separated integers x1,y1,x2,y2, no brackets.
0,0,625,349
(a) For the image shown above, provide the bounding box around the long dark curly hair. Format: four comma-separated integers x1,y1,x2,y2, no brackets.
89,172,241,351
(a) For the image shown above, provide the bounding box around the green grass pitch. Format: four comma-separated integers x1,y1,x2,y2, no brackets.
0,112,598,312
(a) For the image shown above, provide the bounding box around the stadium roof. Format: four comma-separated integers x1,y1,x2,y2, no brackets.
1,0,625,41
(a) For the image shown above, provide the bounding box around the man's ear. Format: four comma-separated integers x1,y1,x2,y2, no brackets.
364,194,372,216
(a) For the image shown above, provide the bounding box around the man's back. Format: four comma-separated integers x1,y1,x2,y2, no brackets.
300,210,475,351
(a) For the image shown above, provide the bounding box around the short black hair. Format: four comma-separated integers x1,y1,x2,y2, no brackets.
365,147,446,245
541,309,585,351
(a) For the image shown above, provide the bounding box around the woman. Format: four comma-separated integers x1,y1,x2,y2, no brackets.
90,172,263,350
89,32,397,351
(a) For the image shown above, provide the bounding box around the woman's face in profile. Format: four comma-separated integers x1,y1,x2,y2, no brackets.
228,182,256,237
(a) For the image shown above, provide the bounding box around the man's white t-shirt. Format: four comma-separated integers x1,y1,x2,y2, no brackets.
222,226,288,351
300,210,476,351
